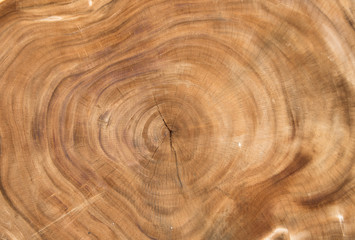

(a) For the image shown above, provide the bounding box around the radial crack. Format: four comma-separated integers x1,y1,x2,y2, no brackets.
153,95,172,132
170,134,183,188
153,95,182,188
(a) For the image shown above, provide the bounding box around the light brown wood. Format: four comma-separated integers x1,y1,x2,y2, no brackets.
0,0,354,239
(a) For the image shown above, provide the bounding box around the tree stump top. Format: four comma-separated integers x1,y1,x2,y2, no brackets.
0,0,354,239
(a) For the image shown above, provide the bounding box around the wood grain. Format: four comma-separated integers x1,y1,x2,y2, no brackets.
0,0,354,239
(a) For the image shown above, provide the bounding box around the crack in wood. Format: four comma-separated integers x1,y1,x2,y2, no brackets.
153,95,183,188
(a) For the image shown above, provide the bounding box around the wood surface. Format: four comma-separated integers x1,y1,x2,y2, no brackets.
0,0,355,239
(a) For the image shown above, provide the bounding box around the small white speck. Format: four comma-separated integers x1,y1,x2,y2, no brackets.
88,0,92,6
112,222,115,225
170,226,173,230
238,142,242,148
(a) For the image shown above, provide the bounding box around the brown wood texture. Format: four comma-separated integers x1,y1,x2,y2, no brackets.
0,0,355,239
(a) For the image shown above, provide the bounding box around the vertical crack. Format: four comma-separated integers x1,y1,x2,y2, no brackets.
170,131,183,188
153,95,171,132
153,95,183,188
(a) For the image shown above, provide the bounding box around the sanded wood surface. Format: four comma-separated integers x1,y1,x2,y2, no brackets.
0,0,355,239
